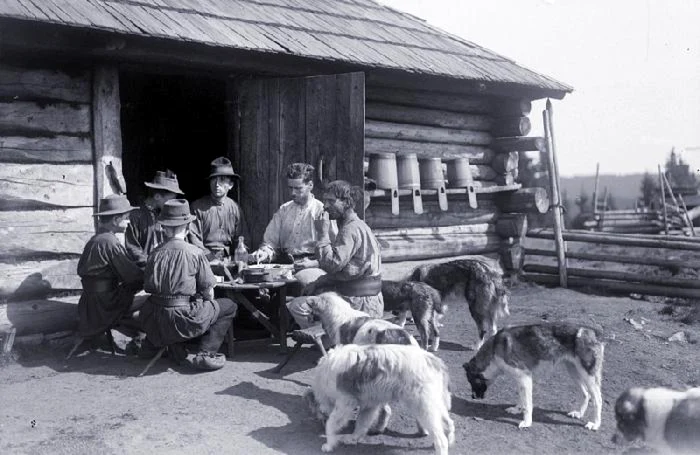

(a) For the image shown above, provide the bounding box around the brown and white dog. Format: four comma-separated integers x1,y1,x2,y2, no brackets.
463,323,605,430
411,258,509,350
304,292,417,347
306,343,455,454
613,386,700,454
381,280,446,351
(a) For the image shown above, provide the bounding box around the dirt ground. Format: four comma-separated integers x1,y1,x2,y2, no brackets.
2,276,699,455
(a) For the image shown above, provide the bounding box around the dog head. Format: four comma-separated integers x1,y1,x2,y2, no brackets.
463,360,489,399
612,388,646,444
305,292,348,317
410,264,430,282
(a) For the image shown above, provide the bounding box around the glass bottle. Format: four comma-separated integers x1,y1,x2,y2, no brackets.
233,236,249,274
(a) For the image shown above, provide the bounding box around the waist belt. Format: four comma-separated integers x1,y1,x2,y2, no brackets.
332,275,382,297
81,278,117,293
150,295,192,308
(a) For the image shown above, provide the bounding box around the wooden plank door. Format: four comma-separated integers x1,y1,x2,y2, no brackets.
234,72,365,248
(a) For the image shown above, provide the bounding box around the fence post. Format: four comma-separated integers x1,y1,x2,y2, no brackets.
543,106,567,287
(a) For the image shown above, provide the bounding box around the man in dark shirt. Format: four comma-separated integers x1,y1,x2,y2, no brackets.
125,170,183,268
189,157,245,262
77,194,143,339
138,199,238,371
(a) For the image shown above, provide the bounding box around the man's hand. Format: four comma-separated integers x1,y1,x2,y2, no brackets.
250,249,270,264
313,218,331,239
294,257,318,271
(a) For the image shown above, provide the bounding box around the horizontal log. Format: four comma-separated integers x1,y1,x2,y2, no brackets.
366,86,494,114
496,213,528,238
524,264,700,289
380,233,502,262
525,248,700,270
579,229,700,243
0,65,90,103
491,151,519,173
494,173,517,186
493,136,545,152
381,253,500,281
527,228,700,251
597,226,664,235
522,273,700,299
365,120,492,146
366,197,499,229
0,101,90,135
493,99,532,116
0,208,93,260
491,117,531,137
497,187,549,214
0,135,92,163
375,223,493,237
364,137,494,163
0,163,93,209
366,102,493,131
0,258,81,300
0,296,79,336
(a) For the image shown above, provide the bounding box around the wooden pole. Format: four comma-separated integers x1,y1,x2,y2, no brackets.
678,194,696,236
661,172,690,232
592,163,600,215
546,99,564,228
658,164,669,234
527,228,700,251
543,108,567,287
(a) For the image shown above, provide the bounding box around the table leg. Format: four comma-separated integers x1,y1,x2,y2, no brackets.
230,291,278,336
277,286,288,352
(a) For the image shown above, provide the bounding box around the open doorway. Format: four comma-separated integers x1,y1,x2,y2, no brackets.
120,72,228,205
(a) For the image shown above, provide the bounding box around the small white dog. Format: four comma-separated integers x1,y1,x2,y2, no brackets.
307,343,455,454
304,292,417,347
614,386,700,454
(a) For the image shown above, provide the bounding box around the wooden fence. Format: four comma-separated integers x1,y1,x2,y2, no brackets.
523,228,700,300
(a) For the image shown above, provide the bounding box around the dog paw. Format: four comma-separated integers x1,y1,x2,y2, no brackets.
341,435,360,445
518,420,532,429
567,411,584,420
584,421,600,431
505,406,523,415
321,442,335,452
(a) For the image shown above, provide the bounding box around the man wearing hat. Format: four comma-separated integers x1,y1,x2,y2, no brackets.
138,199,238,371
189,157,245,262
77,194,144,340
125,170,184,268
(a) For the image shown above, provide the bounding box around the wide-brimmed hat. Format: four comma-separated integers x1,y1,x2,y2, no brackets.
158,199,196,226
144,170,184,195
93,194,137,217
208,157,240,179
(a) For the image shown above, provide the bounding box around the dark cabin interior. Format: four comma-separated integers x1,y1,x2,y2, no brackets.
120,72,230,206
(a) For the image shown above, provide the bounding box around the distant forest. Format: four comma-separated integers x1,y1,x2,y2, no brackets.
558,174,645,211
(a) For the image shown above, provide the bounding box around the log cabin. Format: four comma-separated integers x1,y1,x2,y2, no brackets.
0,0,571,336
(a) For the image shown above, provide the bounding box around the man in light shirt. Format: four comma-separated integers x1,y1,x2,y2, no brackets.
251,162,336,265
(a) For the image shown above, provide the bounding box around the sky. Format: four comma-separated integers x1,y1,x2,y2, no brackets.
376,0,700,177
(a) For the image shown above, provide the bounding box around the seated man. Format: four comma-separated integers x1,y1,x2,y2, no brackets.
189,157,245,262
77,195,144,340
287,180,384,329
138,199,238,371
251,162,336,265
125,170,183,268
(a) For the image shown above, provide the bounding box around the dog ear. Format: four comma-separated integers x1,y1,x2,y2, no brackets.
376,328,413,345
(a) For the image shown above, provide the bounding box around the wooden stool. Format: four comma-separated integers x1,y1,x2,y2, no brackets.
137,346,167,377
65,329,117,360
272,326,327,373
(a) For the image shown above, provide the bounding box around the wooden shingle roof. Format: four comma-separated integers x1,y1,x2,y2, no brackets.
0,0,572,94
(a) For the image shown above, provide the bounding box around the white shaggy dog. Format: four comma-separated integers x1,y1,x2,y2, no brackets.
307,344,455,454
613,387,700,454
304,292,418,347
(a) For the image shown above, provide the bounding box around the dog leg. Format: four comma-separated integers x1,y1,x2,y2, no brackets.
369,404,392,435
430,316,440,352
564,362,590,420
416,318,430,350
322,401,355,452
416,405,450,455
583,374,602,431
510,375,533,429
443,412,455,445
396,310,408,328
345,405,382,445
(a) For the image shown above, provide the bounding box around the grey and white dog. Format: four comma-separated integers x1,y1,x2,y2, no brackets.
464,322,605,430
305,343,455,454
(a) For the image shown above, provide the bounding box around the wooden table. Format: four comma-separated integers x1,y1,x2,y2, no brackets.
215,280,293,353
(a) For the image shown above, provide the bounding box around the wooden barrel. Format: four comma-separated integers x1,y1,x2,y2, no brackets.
419,157,444,189
367,153,398,189
446,157,471,188
396,153,421,189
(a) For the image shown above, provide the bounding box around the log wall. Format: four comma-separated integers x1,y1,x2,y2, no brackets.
0,64,95,301
364,84,534,263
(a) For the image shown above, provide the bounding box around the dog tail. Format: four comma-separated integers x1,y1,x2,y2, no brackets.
428,285,447,314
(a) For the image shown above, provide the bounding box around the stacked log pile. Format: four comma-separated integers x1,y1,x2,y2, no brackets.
363,85,547,263
0,64,95,302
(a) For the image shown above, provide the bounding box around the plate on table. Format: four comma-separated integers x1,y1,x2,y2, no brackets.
246,263,295,281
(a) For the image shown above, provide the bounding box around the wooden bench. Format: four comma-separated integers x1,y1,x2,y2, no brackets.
272,325,326,373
